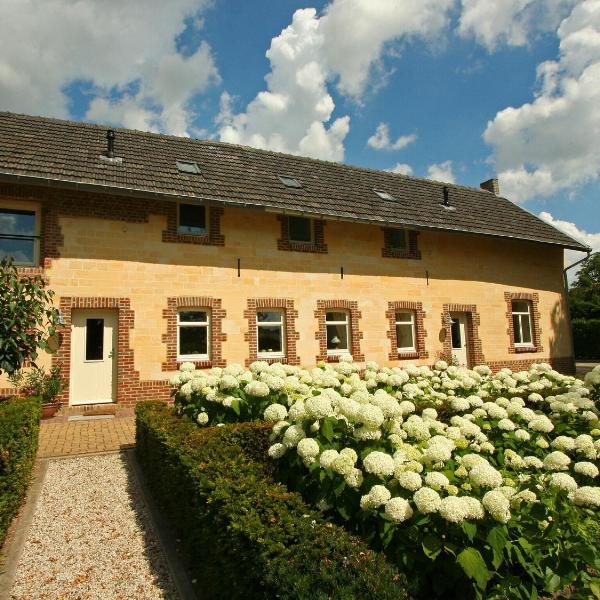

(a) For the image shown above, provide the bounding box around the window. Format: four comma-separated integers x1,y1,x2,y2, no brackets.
177,310,210,360
0,207,39,266
395,312,415,352
388,228,407,251
374,189,396,201
512,300,533,346
85,318,104,361
176,160,201,174
178,203,207,235
326,311,350,355
288,216,313,243
257,310,285,358
279,175,302,189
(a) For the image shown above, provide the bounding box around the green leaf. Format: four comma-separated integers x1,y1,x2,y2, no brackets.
487,526,508,569
230,399,241,416
321,418,334,442
462,521,477,541
457,547,491,591
422,534,442,560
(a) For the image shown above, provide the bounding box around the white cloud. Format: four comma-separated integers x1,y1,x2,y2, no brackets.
484,0,600,202
0,0,219,136
367,122,416,151
427,160,456,183
386,162,414,175
458,0,577,50
218,1,454,161
539,212,598,276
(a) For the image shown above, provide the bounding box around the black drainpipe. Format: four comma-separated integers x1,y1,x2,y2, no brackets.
563,249,591,370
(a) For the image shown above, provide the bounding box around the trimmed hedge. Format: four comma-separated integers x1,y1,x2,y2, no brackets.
573,318,600,360
135,401,407,600
0,396,41,547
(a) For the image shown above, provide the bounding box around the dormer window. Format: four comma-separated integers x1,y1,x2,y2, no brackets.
288,216,313,243
374,189,396,201
178,203,207,235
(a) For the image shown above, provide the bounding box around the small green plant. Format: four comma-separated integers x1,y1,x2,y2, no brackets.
9,365,66,404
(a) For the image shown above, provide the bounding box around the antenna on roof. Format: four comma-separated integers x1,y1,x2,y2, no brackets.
106,130,115,159
442,186,449,206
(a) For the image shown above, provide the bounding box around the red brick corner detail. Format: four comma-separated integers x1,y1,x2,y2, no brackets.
505,292,543,354
441,303,485,367
162,204,225,246
386,301,428,360
277,215,328,253
162,297,227,371
243,298,300,366
53,297,170,407
381,229,421,259
314,300,364,362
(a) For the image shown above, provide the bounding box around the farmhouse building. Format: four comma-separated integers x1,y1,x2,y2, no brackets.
0,112,589,409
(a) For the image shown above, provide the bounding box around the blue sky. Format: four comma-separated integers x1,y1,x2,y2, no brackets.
0,0,598,255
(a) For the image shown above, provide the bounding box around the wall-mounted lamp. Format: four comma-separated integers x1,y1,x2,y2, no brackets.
56,310,66,326
444,314,455,326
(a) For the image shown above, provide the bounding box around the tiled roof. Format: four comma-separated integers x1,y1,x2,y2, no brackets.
0,111,588,251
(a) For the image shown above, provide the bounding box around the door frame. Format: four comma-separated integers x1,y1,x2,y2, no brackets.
52,297,135,406
441,304,485,368
69,308,117,405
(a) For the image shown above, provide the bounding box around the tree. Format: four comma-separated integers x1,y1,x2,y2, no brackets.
569,252,600,320
0,257,59,374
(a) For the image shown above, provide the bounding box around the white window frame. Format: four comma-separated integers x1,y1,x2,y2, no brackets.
256,310,286,359
0,200,41,267
325,310,351,356
512,301,534,348
288,215,314,244
177,202,208,235
395,311,416,353
177,309,210,361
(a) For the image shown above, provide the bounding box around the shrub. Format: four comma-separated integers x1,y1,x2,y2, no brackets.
0,396,41,547
171,358,600,599
572,318,600,359
135,401,406,600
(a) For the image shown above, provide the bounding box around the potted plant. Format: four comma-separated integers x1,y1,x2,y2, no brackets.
8,365,66,419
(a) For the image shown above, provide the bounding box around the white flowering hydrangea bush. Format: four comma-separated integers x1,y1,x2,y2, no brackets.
264,359,600,599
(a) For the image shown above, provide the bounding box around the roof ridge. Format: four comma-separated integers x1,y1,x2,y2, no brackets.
0,110,502,199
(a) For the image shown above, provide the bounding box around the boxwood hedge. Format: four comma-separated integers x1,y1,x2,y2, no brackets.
0,396,41,547
135,401,407,600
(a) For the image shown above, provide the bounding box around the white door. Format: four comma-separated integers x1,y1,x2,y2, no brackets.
450,313,469,366
70,309,117,405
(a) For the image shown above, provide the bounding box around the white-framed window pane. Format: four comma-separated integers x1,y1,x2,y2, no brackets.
326,311,347,322
395,311,415,351
512,300,530,313
179,310,208,323
389,228,407,250
288,216,312,242
257,311,283,323
178,203,206,234
258,326,283,354
179,327,208,356
521,314,532,343
512,301,533,345
0,208,37,265
326,323,349,351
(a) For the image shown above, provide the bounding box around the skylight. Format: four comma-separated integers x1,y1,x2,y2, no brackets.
374,189,396,201
279,175,302,189
176,160,201,175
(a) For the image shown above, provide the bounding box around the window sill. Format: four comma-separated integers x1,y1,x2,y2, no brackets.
16,266,44,276
176,358,212,369
280,240,328,254
326,353,352,363
396,351,419,360
514,346,538,353
257,356,289,364
382,249,422,260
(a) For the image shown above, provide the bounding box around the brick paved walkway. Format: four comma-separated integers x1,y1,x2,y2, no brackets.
38,417,136,458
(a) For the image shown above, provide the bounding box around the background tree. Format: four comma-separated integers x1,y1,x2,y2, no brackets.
569,252,600,359
569,252,600,320
0,257,59,374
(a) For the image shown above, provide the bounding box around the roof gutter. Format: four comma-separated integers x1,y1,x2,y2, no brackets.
0,170,589,253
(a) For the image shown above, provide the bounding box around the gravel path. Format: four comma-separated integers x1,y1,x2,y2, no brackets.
10,453,180,600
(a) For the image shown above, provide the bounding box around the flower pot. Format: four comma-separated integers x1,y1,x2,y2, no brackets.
41,402,60,419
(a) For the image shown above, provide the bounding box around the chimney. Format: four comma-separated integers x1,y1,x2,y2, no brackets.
480,177,499,195
106,129,116,158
